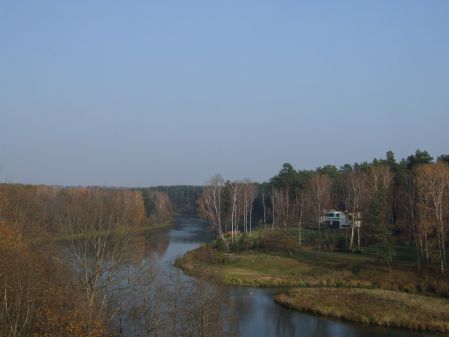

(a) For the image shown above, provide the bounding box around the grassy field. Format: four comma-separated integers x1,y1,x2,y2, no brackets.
274,288,449,332
176,244,449,295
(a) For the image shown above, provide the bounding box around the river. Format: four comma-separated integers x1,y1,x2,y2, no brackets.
120,216,439,337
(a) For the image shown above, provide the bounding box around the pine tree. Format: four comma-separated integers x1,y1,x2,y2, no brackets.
368,185,395,272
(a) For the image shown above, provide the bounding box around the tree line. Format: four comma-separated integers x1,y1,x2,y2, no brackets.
138,186,203,215
198,150,449,272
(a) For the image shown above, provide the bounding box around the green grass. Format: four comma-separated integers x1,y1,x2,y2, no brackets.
274,288,449,333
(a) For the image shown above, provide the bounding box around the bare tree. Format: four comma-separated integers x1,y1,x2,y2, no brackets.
241,179,257,235
415,162,449,273
345,169,365,251
126,262,163,337
262,191,267,229
307,174,332,249
229,182,240,241
149,190,173,224
366,165,393,197
295,191,305,246
270,187,277,229
61,188,145,334
270,188,290,232
197,175,227,244
161,270,236,337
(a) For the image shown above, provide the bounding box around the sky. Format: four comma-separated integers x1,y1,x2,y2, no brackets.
1,1,448,187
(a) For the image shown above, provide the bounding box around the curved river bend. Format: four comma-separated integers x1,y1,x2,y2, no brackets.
124,216,439,337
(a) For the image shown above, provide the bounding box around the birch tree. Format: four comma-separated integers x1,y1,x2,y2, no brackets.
270,187,277,228
345,169,365,251
197,175,227,244
307,174,332,249
242,179,257,235
229,182,240,241
415,162,449,273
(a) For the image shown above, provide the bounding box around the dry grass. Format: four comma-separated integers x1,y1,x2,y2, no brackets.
274,288,449,332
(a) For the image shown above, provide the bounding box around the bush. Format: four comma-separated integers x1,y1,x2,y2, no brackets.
215,237,228,252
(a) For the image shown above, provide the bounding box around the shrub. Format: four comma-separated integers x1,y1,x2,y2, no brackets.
215,237,228,252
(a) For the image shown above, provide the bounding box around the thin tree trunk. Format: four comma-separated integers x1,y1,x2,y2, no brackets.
416,239,421,271
298,207,303,247
249,202,253,236
441,222,446,273
438,233,445,274
349,226,355,252
262,192,267,229
357,226,361,249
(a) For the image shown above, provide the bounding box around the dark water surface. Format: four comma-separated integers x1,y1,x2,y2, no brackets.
128,216,439,337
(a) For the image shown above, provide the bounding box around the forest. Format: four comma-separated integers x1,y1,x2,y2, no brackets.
138,185,202,216
197,149,449,273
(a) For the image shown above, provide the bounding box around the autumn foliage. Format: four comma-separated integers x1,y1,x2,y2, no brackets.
0,185,147,337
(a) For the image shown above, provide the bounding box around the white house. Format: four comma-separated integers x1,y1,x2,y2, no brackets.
320,210,361,229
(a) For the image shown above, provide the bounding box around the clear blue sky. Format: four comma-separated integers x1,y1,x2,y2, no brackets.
1,1,448,186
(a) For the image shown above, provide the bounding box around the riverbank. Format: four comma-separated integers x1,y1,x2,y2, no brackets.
32,222,173,244
176,244,449,333
274,288,449,333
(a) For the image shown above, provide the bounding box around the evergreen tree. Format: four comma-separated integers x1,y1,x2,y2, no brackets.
368,184,395,272
406,149,433,170
437,154,449,164
270,163,299,190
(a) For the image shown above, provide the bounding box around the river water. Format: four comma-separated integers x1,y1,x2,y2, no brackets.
124,216,439,337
